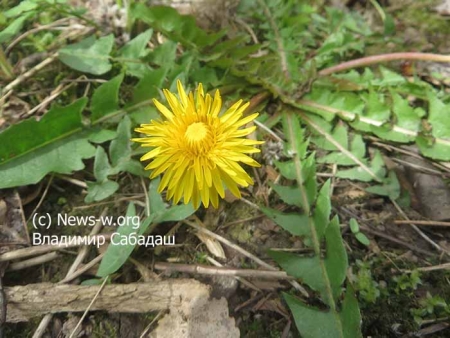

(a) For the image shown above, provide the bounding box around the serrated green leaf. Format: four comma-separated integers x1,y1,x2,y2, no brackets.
416,91,450,161
313,123,347,151
130,106,159,125
282,113,307,158
88,129,117,143
93,146,112,182
90,74,124,122
350,89,390,132
269,250,325,295
85,180,119,203
118,29,153,78
147,40,178,67
312,180,331,239
131,68,168,105
109,116,131,167
130,4,224,49
325,216,348,300
260,206,310,237
274,160,296,180
318,134,366,166
350,134,366,159
146,177,195,224
0,98,87,164
365,170,400,200
58,35,114,75
372,67,405,86
272,184,303,208
0,99,102,189
304,177,318,208
416,135,450,161
0,130,96,189
373,92,423,143
97,203,137,277
209,35,249,57
116,160,146,177
148,177,166,213
336,150,385,182
427,92,450,139
283,293,344,338
340,284,363,338
155,203,195,223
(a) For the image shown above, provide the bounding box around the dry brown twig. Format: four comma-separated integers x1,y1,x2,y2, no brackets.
153,262,293,280
394,220,450,228
0,234,111,263
183,219,309,297
205,256,261,292
8,252,59,271
319,52,450,76
22,80,77,118
1,52,59,100
391,199,449,256
68,277,108,338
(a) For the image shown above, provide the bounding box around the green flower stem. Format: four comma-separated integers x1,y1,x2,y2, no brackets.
319,52,450,76
285,112,342,330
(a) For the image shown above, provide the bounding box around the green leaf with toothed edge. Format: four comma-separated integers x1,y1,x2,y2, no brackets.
90,74,124,122
118,29,153,78
0,99,104,189
58,35,114,75
260,206,310,237
271,112,362,337
146,177,195,224
97,203,138,277
85,180,119,203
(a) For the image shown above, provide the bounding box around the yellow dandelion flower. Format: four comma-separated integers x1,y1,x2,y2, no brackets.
132,80,263,209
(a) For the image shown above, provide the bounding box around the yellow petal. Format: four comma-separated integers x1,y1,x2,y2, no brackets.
153,99,174,121
234,112,259,128
140,147,162,161
183,169,195,204
211,168,225,198
200,185,210,208
209,187,219,208
220,170,241,198
164,90,182,115
204,166,212,187
211,90,222,117
177,80,188,108
192,180,200,208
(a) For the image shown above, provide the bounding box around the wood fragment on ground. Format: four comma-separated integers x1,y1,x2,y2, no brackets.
5,280,211,323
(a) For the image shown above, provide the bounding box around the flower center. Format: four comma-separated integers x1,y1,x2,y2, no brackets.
185,122,208,144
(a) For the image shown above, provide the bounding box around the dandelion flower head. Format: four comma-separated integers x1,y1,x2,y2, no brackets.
133,80,263,209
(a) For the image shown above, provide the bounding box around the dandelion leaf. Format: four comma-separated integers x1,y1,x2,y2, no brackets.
90,74,124,122
97,203,138,277
58,35,114,75
283,293,344,338
118,29,153,78
0,98,98,189
260,206,310,237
